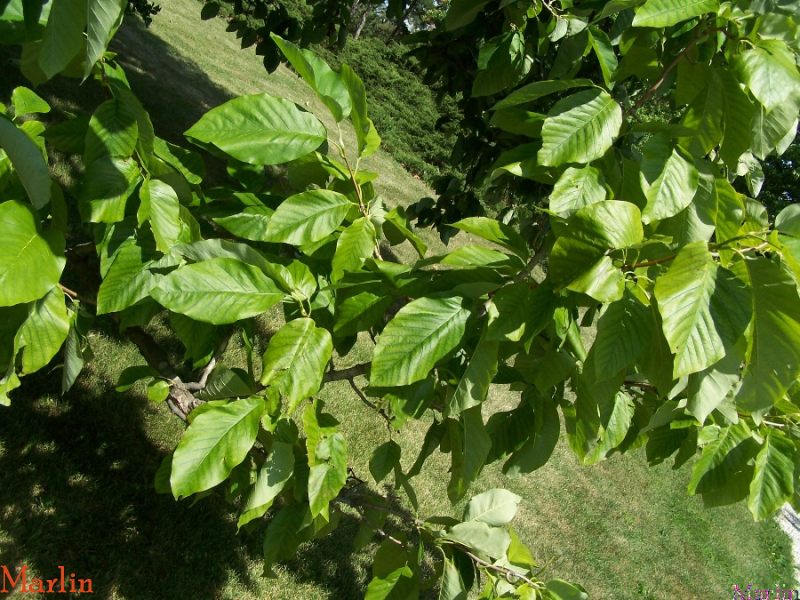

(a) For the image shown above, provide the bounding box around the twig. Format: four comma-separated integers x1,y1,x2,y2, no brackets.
458,547,542,589
184,357,217,391
58,283,97,306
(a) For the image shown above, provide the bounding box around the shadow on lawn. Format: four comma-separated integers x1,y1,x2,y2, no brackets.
0,370,372,599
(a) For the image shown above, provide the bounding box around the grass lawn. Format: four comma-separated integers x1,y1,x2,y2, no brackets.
0,0,795,598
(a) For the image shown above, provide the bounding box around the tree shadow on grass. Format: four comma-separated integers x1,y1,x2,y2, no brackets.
0,364,376,599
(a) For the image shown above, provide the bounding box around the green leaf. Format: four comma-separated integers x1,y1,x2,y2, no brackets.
146,379,170,403
588,27,617,89
449,335,499,416
115,365,158,392
444,521,510,560
308,432,348,518
736,41,800,110
0,116,51,208
170,395,265,499
80,157,141,224
371,297,471,387
263,503,310,575
570,200,644,249
566,256,625,303
450,217,529,259
369,440,402,484
493,79,594,111
213,206,274,242
152,258,282,325
688,422,754,495
37,0,86,79
199,367,256,400
383,207,427,258
332,217,376,281
185,94,327,166
463,489,521,526
0,200,64,307
153,137,205,185
503,394,560,476
584,391,635,465
678,69,724,156
239,441,294,529
632,0,719,27
448,407,492,502
686,350,741,424
445,0,491,30
365,566,416,600
737,258,800,414
14,287,69,374
141,179,199,253
719,69,757,170
655,242,751,378
270,34,351,122
545,580,589,600
748,431,795,520
439,557,467,600
538,89,622,167
640,139,699,224
751,103,797,160
96,236,155,314
585,292,651,381
11,86,50,116
260,318,333,413
549,165,607,218
340,64,381,158
85,98,139,165
265,189,353,245
85,0,126,78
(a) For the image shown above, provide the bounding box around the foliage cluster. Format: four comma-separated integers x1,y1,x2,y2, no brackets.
1,1,800,599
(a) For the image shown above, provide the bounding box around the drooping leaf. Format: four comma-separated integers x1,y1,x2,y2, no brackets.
463,489,521,526
340,64,381,158
549,165,607,218
37,0,86,79
493,79,594,111
371,297,471,387
448,406,491,502
449,335,499,416
85,0,126,78
736,40,800,111
443,521,510,560
332,217,376,281
0,116,51,208
170,395,265,499
271,34,351,122
0,200,64,306
450,217,529,259
213,206,274,242
538,89,622,167
152,258,282,325
185,94,327,166
260,318,333,413
238,441,294,529
14,287,69,374
655,242,751,378
640,139,699,224
748,431,796,520
140,179,200,253
265,189,353,245
585,292,651,381
445,0,491,30
84,98,139,165
369,440,402,484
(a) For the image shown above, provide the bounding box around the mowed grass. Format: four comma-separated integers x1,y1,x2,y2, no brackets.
0,1,795,598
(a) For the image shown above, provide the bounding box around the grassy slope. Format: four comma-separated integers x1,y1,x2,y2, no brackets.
0,1,794,598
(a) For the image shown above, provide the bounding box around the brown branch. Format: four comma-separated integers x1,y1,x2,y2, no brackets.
458,547,542,589
58,283,97,307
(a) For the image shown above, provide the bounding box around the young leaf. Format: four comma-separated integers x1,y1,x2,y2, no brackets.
11,86,50,116
450,217,529,259
170,395,265,499
152,258,283,325
185,93,327,166
371,297,471,387
340,63,381,158
307,432,348,519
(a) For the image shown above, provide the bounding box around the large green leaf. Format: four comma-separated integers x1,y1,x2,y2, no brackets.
371,297,471,387
14,287,69,374
96,236,155,315
262,503,310,576
265,189,353,245
443,521,510,560
640,139,699,224
84,0,126,78
719,69,757,170
80,157,141,224
549,165,607,218
185,94,327,166
688,422,754,495
140,179,200,253
448,407,492,502
37,0,86,79
493,79,594,110
0,200,64,306
737,257,800,413
736,41,800,110
11,87,50,117
260,318,333,413
569,200,644,249
748,431,795,520
585,292,651,381
632,0,719,27
0,116,50,208
331,217,376,281
170,395,265,499
271,34,351,122
538,89,622,167
463,488,521,526
340,64,381,158
152,258,282,325
654,242,751,378
751,103,797,160
450,216,529,258
238,441,294,529
213,206,273,242
84,98,139,165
